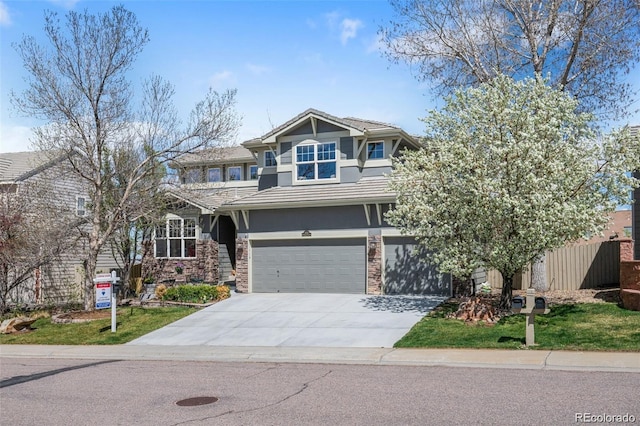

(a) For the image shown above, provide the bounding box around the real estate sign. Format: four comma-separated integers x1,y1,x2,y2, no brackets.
95,281,111,309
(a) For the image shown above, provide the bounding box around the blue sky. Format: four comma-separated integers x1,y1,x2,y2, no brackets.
0,0,638,153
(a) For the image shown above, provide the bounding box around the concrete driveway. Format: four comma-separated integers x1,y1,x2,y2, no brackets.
128,293,446,348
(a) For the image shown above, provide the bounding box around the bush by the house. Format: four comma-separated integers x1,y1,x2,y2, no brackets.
162,284,230,304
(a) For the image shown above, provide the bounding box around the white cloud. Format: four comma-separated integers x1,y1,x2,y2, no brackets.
340,18,363,45
208,70,236,89
0,126,35,153
246,63,270,76
0,1,11,27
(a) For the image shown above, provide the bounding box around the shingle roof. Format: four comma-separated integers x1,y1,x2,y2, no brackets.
0,151,53,182
254,108,401,143
218,176,395,210
168,185,259,212
174,146,255,167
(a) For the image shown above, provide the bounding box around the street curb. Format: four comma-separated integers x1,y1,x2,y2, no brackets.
1,345,638,372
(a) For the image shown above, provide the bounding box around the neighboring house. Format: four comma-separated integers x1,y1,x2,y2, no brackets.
574,210,632,245
0,151,118,306
146,108,451,296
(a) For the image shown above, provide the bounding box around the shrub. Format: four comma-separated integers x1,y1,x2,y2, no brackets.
162,284,229,304
155,284,167,299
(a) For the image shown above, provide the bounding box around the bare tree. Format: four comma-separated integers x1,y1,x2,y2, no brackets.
381,0,640,118
11,6,239,310
0,179,82,313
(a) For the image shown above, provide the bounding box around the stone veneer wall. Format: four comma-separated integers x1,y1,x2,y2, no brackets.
235,237,249,292
620,239,640,311
141,240,219,284
367,234,382,294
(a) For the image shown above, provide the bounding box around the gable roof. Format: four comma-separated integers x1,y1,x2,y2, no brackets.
217,176,395,211
244,108,418,147
173,146,255,167
0,151,60,183
168,185,259,214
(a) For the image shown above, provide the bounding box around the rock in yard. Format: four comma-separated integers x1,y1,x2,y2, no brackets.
0,317,37,334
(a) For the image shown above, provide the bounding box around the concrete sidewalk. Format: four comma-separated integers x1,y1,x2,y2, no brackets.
1,344,638,372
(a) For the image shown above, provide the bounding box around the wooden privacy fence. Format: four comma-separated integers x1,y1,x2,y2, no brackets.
486,241,620,291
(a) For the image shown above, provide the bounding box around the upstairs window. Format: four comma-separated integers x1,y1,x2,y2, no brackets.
367,141,384,159
227,166,242,181
265,151,277,167
250,165,259,180
76,196,86,217
155,217,196,258
295,142,336,181
207,167,221,183
184,169,202,184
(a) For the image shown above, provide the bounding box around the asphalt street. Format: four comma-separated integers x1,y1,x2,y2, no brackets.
1,357,638,425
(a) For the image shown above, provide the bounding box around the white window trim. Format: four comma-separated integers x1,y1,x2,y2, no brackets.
154,216,198,259
264,150,277,168
227,165,243,181
76,196,86,217
294,140,339,184
207,167,221,183
366,140,385,160
249,165,259,180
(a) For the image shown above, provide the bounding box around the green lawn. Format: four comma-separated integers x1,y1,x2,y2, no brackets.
395,302,640,351
0,306,198,345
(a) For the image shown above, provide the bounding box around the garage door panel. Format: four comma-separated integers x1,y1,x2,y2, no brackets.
252,238,366,293
384,237,450,296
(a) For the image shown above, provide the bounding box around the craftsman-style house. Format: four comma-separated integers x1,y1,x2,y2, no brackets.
143,108,451,296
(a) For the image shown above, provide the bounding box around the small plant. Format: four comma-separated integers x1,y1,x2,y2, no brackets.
155,284,167,299
175,262,185,274
162,284,229,304
143,276,155,284
479,282,491,295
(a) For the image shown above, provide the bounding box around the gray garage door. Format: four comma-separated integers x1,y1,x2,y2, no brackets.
384,237,451,295
252,238,366,293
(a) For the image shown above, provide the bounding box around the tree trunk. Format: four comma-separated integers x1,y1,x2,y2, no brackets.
499,274,514,310
531,254,548,292
83,250,98,311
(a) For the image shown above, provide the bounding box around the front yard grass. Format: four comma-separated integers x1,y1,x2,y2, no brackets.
0,306,198,345
395,301,640,351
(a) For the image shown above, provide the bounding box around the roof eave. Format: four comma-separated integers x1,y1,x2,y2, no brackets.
217,195,397,212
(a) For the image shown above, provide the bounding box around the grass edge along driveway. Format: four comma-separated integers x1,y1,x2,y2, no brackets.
0,306,198,345
395,301,640,351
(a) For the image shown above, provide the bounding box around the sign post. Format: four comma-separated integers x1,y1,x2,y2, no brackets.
94,271,120,332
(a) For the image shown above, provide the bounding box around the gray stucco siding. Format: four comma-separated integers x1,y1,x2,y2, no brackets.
280,142,292,164
362,165,392,177
258,173,278,190
340,137,354,159
340,166,361,183
278,171,292,187
383,236,451,296
283,120,345,137
250,205,373,233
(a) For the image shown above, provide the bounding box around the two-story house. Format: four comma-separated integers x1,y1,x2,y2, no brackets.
146,108,451,296
142,146,260,284
0,151,118,307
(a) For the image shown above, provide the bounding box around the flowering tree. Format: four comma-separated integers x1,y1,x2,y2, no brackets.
387,75,640,309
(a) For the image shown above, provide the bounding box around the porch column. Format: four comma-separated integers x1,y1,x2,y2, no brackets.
235,236,249,293
367,233,382,294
